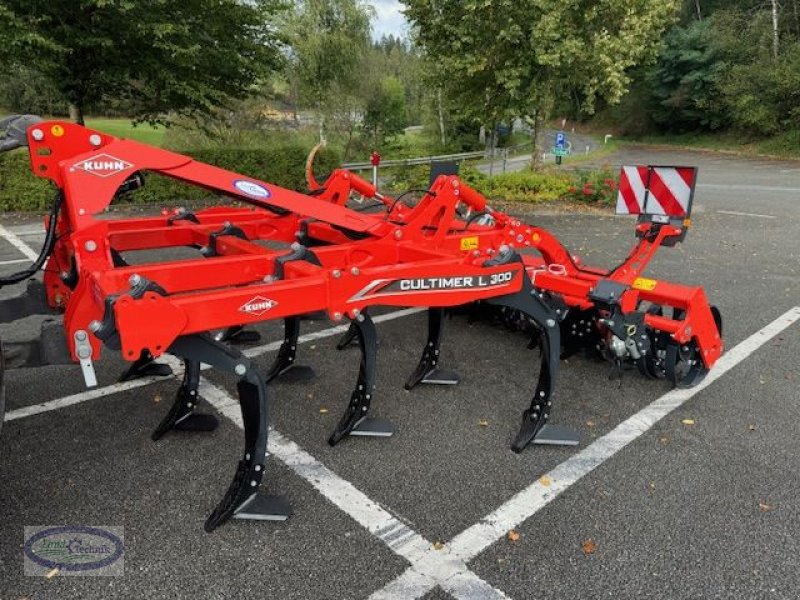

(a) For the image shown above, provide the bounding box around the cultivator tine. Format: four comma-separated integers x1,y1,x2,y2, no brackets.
405,308,460,390
329,312,394,445
167,334,290,532
336,322,359,350
151,359,217,441
487,275,579,452
265,317,315,383
119,349,174,382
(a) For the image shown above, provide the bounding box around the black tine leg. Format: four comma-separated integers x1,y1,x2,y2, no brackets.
488,282,578,453
329,313,393,445
336,321,359,350
151,359,217,441
265,317,315,384
166,334,289,532
405,308,460,390
119,349,173,381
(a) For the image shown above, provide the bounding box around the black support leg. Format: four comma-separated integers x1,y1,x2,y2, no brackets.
404,308,460,390
488,280,579,453
265,317,315,383
166,334,290,532
336,321,359,350
151,359,217,441
120,349,174,382
329,313,393,445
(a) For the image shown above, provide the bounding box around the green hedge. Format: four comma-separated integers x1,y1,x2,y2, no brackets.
0,144,342,211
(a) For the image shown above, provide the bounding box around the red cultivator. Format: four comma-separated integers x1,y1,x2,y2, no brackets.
0,116,723,531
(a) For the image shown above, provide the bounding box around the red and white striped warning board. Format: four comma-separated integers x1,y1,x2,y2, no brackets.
616,166,697,217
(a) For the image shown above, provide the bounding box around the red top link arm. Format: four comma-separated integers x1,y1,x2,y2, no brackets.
26,121,391,237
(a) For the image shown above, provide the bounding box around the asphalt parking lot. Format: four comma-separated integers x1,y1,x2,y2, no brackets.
2,145,800,599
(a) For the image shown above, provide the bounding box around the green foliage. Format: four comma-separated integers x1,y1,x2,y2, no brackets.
363,76,407,145
1,0,285,123
85,119,166,146
647,20,726,131
562,170,619,205
283,0,372,131
384,164,614,206
461,168,574,203
0,144,341,212
404,0,680,132
0,151,54,212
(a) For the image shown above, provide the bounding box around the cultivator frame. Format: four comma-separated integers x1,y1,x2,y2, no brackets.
0,117,723,531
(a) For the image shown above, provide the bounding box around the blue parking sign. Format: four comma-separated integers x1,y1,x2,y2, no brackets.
555,132,566,150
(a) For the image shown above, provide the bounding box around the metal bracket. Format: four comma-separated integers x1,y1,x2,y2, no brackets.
74,329,97,387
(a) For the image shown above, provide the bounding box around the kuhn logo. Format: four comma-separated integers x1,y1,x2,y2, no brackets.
74,154,132,178
239,296,278,316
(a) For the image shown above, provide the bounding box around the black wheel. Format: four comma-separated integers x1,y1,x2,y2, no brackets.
637,305,667,379
665,339,708,388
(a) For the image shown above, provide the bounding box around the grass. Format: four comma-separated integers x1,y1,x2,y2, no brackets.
618,130,800,160
84,118,166,146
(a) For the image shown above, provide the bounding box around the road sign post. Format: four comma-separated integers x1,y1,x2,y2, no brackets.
553,131,568,165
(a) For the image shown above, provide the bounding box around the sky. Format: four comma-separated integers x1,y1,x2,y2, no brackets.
370,0,408,40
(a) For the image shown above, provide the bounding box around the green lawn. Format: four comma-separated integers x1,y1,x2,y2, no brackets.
84,118,166,146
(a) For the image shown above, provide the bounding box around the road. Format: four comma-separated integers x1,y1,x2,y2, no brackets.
477,129,601,175
2,145,800,599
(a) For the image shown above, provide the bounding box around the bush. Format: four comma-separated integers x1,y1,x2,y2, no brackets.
562,169,618,206
461,167,574,204
0,143,342,212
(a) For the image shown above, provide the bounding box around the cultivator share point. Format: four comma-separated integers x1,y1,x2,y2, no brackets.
0,116,723,530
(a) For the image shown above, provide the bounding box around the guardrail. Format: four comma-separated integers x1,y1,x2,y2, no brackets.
342,150,485,171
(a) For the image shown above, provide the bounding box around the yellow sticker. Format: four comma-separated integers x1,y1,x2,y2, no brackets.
633,277,658,291
460,236,479,251
50,125,65,137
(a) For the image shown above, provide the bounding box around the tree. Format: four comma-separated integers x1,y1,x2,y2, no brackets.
647,20,726,131
404,0,680,165
363,76,407,145
0,0,285,124
283,0,373,138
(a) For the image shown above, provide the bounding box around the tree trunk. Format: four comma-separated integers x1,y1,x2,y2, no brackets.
793,0,799,37
68,103,84,125
436,88,446,147
772,0,780,59
529,110,540,170
694,0,702,21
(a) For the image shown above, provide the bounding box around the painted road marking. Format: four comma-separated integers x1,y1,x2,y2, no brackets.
0,258,30,266
371,306,800,599
699,183,800,193
717,210,776,219
200,379,510,600
4,308,423,422
5,221,800,599
0,223,39,261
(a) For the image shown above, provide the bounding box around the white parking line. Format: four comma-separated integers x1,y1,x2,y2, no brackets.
0,258,30,266
200,379,510,600
5,219,800,599
0,223,39,261
717,210,776,219
3,308,423,422
372,306,800,599
699,183,800,193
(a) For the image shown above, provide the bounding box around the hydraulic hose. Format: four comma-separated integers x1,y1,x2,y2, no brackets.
0,191,63,288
